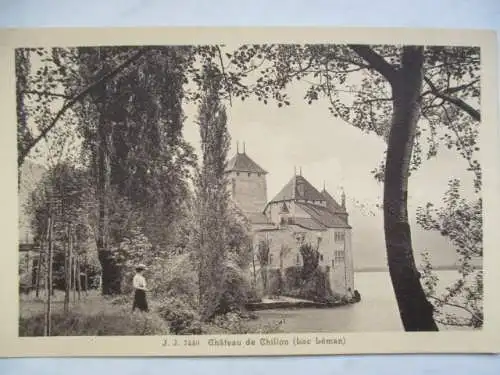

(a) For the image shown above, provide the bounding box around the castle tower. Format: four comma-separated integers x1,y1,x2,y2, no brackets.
225,143,268,214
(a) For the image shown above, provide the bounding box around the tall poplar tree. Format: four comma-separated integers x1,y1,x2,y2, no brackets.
193,67,231,321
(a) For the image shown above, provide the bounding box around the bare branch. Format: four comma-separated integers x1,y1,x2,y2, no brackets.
215,45,233,106
23,90,71,99
428,294,483,324
421,78,480,98
359,97,393,104
424,76,480,122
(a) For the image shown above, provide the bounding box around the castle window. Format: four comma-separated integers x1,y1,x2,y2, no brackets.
319,254,324,262
334,250,345,264
257,173,261,177
269,254,273,265
236,172,240,176
334,232,345,242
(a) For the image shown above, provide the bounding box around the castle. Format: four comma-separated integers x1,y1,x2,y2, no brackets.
225,145,355,297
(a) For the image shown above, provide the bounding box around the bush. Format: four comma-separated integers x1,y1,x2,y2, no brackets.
282,267,338,303
156,297,202,335
267,269,283,297
283,266,302,291
19,306,169,336
151,253,199,306
202,312,283,334
215,253,254,315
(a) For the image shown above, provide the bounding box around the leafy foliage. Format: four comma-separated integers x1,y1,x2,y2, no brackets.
157,296,202,335
417,180,483,328
192,66,234,321
299,242,320,280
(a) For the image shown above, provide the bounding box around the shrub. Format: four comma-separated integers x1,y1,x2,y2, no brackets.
151,253,199,307
216,254,255,314
19,306,169,336
156,297,201,335
283,266,302,291
282,267,337,303
203,312,284,334
267,269,283,297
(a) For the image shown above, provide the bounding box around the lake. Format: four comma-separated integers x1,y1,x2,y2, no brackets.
254,270,474,333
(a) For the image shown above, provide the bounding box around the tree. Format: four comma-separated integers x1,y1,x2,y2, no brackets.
299,242,320,281
193,66,232,321
68,46,197,294
26,160,95,322
417,180,482,328
256,238,271,293
207,43,480,331
16,47,147,168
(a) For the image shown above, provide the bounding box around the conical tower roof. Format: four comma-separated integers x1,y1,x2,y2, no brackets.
226,151,267,174
269,175,325,203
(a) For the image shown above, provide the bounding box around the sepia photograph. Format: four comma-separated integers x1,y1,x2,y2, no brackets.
1,27,499,356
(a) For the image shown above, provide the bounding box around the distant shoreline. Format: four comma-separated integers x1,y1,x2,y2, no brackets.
355,265,483,273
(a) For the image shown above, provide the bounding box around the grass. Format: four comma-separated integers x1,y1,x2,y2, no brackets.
19,289,169,336
19,289,283,336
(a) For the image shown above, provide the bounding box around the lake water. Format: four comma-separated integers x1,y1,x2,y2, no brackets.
254,270,473,333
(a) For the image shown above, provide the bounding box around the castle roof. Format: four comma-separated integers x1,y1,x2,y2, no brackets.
269,175,325,203
246,212,273,225
293,217,327,231
296,201,350,229
321,189,346,213
226,152,267,174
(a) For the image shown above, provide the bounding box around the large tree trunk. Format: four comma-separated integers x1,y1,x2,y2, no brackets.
96,118,122,295
384,46,438,331
95,72,122,295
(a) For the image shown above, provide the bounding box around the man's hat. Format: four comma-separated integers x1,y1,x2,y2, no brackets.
135,263,146,271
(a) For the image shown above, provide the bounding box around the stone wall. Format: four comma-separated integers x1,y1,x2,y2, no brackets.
228,171,267,214
251,225,354,296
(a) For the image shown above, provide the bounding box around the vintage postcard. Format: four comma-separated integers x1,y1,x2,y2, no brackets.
0,27,498,357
